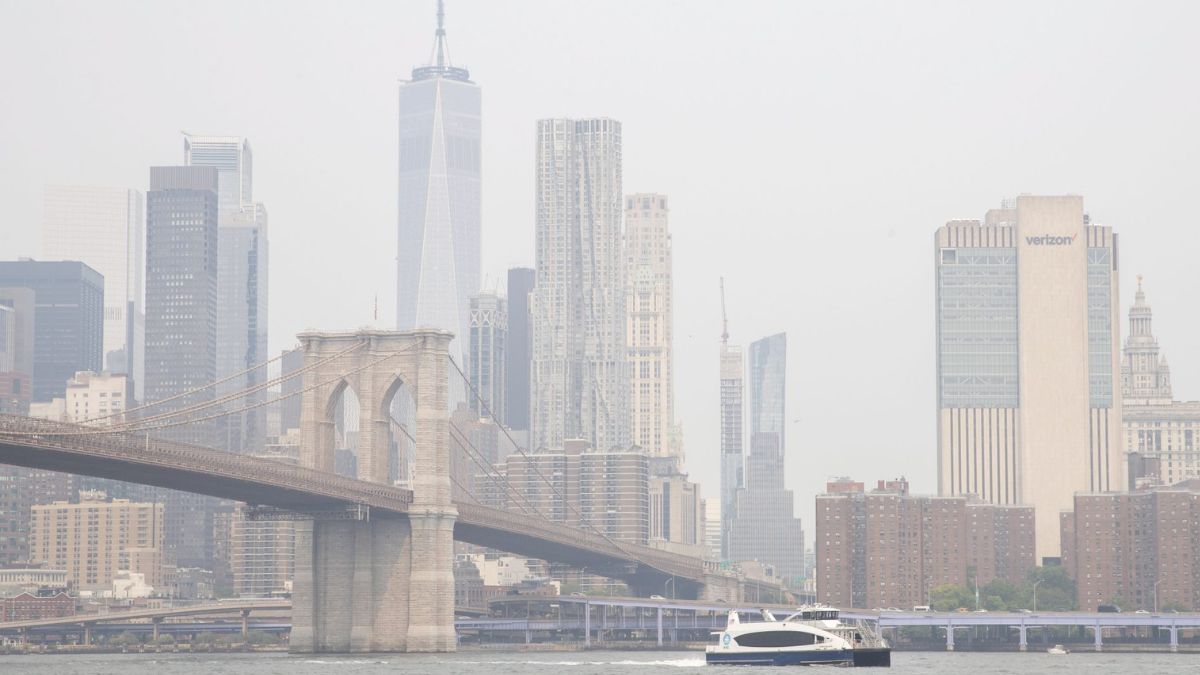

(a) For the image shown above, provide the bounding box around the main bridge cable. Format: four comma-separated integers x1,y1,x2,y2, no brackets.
9,344,422,437
75,345,299,427
394,414,539,518
445,355,650,569
445,419,540,518
104,340,369,432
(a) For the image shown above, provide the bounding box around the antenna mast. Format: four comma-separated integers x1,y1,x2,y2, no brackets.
720,277,729,346
435,0,447,67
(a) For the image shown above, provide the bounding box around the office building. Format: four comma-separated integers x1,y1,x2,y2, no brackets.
728,333,804,584
145,166,222,569
934,196,1122,559
531,118,628,452
625,193,677,464
396,5,481,368
504,267,534,432
29,491,164,591
0,469,74,567
816,478,1036,610
1120,278,1200,487
145,165,219,446
183,134,269,454
42,185,144,401
0,288,34,414
468,292,506,420
35,370,128,425
278,347,305,435
702,498,721,561
649,469,703,555
1062,483,1200,611
0,261,103,403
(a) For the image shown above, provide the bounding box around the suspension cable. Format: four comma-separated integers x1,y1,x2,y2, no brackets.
19,344,419,437
108,340,368,432
447,420,540,517
395,413,538,518
446,355,643,561
77,345,302,427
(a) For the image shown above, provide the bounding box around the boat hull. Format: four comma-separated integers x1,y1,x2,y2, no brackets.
706,648,856,666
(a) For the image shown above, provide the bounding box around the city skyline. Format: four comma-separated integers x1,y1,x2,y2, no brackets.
2,1,1200,534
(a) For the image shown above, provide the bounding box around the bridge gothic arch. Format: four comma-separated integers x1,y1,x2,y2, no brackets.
292,328,457,654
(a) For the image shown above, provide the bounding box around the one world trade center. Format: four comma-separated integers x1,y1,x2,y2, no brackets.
397,1,480,368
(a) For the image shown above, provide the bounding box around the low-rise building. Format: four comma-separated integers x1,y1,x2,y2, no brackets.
1,591,74,621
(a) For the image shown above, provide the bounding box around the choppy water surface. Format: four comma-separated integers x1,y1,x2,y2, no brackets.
1,650,1196,674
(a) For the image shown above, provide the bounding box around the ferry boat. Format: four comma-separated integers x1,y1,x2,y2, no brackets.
706,605,891,667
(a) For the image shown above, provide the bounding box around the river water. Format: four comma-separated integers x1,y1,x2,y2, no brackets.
1,650,1196,674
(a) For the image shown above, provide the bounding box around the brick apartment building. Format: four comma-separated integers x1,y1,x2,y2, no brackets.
816,478,1035,609
1062,481,1200,611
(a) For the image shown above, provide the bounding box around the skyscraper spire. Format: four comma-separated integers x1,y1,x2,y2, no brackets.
434,0,448,67
412,0,470,82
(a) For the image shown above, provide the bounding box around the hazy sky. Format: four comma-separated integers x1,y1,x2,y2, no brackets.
2,0,1199,530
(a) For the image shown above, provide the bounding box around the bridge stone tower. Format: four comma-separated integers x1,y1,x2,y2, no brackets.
291,329,457,653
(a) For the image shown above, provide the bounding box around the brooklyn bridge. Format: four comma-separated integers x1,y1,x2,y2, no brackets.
0,328,781,653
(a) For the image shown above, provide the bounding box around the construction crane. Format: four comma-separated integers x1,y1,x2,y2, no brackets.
720,277,730,346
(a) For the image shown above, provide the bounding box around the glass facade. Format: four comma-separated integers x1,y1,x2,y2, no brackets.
396,73,481,368
936,247,1019,408
748,332,787,464
184,136,268,453
1087,247,1114,407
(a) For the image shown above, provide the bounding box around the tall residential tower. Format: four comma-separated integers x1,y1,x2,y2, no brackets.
531,118,628,452
625,193,676,464
934,195,1122,559
397,2,481,367
718,279,743,560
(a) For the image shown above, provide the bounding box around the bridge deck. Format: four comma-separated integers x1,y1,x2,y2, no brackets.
0,416,724,588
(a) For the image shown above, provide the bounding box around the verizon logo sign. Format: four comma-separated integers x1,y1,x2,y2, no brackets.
1025,234,1078,246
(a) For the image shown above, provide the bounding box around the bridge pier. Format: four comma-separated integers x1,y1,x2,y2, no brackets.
945,624,955,651
1169,625,1179,653
292,329,457,654
292,517,421,653
584,601,591,648
1018,625,1027,651
1092,623,1103,652
656,607,663,647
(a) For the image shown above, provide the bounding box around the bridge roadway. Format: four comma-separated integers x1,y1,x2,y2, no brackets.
0,416,717,591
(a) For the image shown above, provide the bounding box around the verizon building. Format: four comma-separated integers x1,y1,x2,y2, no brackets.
934,195,1122,559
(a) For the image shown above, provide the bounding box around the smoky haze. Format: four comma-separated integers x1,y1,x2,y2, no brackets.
2,0,1198,531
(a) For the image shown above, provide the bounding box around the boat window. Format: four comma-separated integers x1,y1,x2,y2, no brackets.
733,631,820,648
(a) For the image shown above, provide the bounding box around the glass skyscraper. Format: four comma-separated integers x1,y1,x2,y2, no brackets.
396,6,480,368
183,134,268,454
0,261,103,403
728,332,804,585
42,186,144,401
